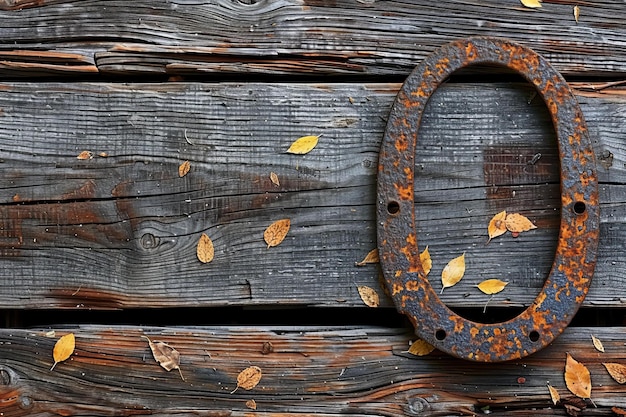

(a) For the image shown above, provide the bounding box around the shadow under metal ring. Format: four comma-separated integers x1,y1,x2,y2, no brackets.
376,36,599,362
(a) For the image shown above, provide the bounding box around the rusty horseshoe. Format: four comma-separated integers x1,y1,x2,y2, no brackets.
377,37,599,362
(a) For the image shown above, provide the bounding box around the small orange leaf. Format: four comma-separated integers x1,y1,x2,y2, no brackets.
142,336,185,381
51,333,75,371
76,150,93,160
232,366,262,393
603,363,626,384
270,172,280,186
441,253,465,294
178,160,191,177
246,399,257,410
591,335,605,353
476,279,508,295
547,384,560,405
263,219,290,248
420,246,432,276
407,339,435,356
357,285,379,308
487,211,508,242
505,213,537,233
355,248,379,266
197,233,215,264
286,135,320,155
565,353,591,399
520,0,541,8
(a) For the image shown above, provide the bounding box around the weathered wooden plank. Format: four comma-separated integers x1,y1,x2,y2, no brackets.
0,325,625,416
0,0,625,77
0,82,625,310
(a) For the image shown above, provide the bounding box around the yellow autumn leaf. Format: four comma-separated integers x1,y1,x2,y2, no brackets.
591,335,605,353
505,213,537,233
178,160,191,177
270,172,280,186
420,246,432,276
476,279,508,295
407,339,435,356
520,0,541,8
197,233,214,264
441,253,465,294
603,363,626,384
357,285,380,308
76,150,93,160
487,211,507,242
51,333,75,371
547,384,560,405
565,353,591,399
246,399,257,410
574,5,580,22
286,135,320,155
355,248,379,266
263,219,291,248
232,366,262,393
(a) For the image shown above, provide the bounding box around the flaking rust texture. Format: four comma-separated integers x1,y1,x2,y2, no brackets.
377,37,599,362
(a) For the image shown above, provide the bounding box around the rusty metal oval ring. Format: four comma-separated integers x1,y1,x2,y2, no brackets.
377,37,599,362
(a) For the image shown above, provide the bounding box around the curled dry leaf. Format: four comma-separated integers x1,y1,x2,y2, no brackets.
591,335,605,353
197,233,215,264
420,246,432,276
547,384,560,405
355,248,379,266
520,0,541,8
487,211,508,242
263,219,290,248
51,333,75,371
357,285,380,308
476,279,508,295
408,339,435,356
270,172,280,186
505,213,537,233
441,253,466,294
246,399,257,410
287,135,321,155
178,160,191,177
603,363,626,384
574,5,580,22
232,366,262,393
77,150,93,160
142,336,185,381
613,407,626,416
564,353,591,399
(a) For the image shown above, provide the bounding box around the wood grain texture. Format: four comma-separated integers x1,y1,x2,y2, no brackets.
0,0,625,77
0,82,625,310
0,325,625,416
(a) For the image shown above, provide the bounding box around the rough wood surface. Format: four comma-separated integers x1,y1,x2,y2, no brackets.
0,82,624,310
0,325,625,416
0,0,625,78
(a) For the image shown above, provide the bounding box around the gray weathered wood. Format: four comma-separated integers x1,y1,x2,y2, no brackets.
0,0,625,77
0,82,624,310
0,325,625,416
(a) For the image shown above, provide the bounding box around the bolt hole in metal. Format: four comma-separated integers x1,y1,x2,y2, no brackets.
574,201,586,215
529,330,540,342
387,201,400,215
435,329,447,341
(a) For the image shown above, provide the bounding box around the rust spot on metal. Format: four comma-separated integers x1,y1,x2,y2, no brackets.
377,37,599,362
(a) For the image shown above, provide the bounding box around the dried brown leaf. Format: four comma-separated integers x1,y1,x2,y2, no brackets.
270,172,280,186
357,285,380,308
441,253,465,294
286,135,320,155
613,406,626,416
603,362,626,384
565,353,591,399
232,366,262,393
51,333,75,371
520,0,541,8
355,248,379,266
178,160,191,177
487,211,508,242
407,339,435,356
476,279,508,295
505,213,537,233
574,5,580,22
142,336,185,381
420,246,432,276
547,384,561,405
77,150,93,160
197,233,215,264
246,399,257,410
263,219,290,248
591,335,605,353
